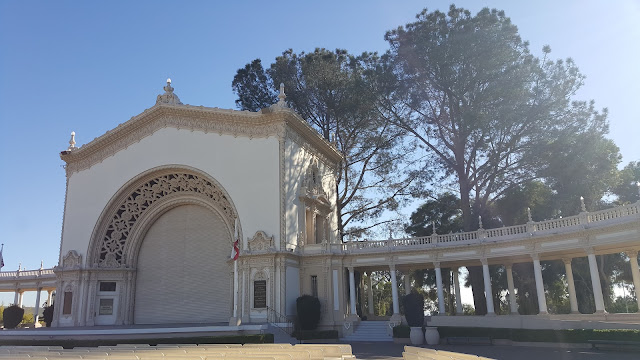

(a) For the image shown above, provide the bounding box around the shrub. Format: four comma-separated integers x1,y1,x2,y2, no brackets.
3,305,25,329
43,304,54,327
393,324,411,338
403,292,424,327
296,295,321,331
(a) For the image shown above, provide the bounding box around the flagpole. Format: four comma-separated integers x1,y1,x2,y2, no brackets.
232,219,239,322
233,260,238,319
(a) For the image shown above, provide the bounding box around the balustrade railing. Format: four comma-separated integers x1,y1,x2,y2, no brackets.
485,224,528,238
588,202,639,222
342,201,640,253
0,268,55,278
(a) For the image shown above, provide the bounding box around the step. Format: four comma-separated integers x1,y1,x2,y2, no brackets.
341,321,393,342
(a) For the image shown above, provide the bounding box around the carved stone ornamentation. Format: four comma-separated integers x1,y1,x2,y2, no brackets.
254,270,267,281
156,79,183,105
62,251,82,269
95,171,235,268
248,231,274,253
300,160,328,201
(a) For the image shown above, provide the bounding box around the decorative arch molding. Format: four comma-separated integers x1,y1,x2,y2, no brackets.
87,165,240,268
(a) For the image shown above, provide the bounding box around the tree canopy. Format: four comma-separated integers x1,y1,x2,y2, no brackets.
231,4,638,316
379,5,621,314
232,49,418,239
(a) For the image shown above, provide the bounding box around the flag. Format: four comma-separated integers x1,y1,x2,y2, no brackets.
231,238,240,261
230,219,240,261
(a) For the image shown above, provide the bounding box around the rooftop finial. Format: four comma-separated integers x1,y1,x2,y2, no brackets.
68,131,77,150
164,78,174,93
278,83,286,104
271,83,288,110
157,78,183,105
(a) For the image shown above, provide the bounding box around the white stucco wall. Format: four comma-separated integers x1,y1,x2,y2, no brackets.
285,265,300,316
61,127,280,264
284,137,339,249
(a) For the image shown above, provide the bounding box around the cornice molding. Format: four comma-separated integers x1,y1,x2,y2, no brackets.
60,104,342,174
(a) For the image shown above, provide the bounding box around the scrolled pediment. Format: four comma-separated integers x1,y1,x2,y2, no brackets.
248,231,274,253
62,250,82,269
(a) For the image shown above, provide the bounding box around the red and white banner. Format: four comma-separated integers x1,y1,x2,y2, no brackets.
231,219,240,261
231,238,239,261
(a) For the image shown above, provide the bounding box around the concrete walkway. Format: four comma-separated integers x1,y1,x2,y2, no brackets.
348,342,640,360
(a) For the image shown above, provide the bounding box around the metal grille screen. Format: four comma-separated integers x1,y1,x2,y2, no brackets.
134,204,231,324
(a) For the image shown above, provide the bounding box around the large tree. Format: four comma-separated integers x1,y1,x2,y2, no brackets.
382,5,611,314
232,49,418,239
614,161,640,204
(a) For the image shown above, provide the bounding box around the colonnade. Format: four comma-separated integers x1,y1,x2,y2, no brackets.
11,286,54,325
347,248,640,317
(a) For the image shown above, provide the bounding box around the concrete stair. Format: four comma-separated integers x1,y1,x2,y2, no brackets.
341,320,392,342
266,323,298,344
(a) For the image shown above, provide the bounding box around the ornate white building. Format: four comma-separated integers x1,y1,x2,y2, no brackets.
52,81,342,327
2,80,638,336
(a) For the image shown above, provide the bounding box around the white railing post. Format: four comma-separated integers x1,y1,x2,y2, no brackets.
579,196,589,226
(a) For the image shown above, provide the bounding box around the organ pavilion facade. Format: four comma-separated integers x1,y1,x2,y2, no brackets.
53,81,343,328
40,80,640,332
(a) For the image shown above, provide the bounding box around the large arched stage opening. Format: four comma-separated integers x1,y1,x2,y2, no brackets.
85,165,240,325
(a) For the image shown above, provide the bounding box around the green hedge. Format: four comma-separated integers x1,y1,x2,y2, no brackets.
0,334,274,349
293,330,339,340
3,305,25,329
438,327,640,343
393,325,411,338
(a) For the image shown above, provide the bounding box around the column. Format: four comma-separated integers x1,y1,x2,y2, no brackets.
404,271,411,295
562,258,579,314
531,254,548,314
627,250,640,313
18,291,24,307
453,267,463,314
481,259,495,315
33,286,42,324
13,289,19,305
367,272,375,315
358,271,365,312
586,249,606,313
390,265,400,315
505,263,518,314
348,267,357,315
46,290,53,307
311,213,317,245
434,262,445,315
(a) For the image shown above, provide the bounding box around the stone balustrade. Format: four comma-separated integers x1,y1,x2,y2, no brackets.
340,201,640,253
0,268,55,279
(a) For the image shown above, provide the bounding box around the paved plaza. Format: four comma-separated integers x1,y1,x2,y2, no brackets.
349,342,640,360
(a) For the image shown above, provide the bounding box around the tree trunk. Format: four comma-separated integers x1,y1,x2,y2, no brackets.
597,255,612,309
458,176,487,315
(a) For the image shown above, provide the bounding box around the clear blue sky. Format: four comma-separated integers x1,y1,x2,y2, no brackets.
1,1,639,305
